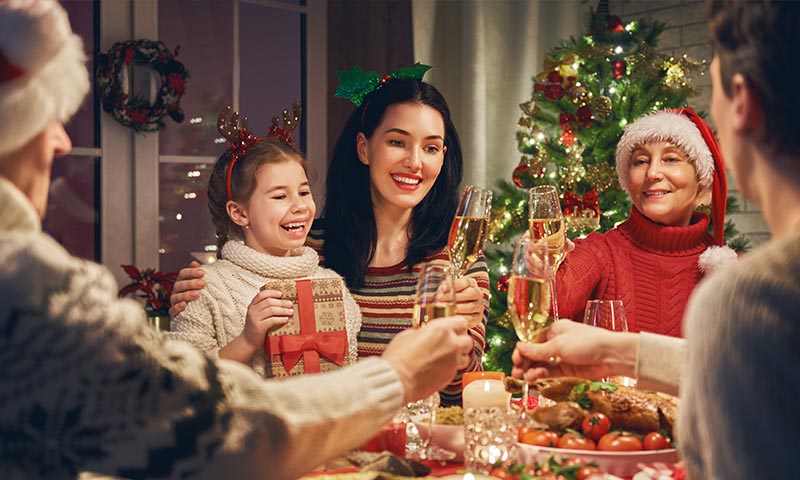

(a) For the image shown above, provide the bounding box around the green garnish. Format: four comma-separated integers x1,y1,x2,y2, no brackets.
569,381,618,410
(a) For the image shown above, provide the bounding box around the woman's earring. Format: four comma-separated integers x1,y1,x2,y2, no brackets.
244,224,250,229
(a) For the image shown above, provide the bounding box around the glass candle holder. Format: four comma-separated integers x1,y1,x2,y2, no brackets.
463,406,517,473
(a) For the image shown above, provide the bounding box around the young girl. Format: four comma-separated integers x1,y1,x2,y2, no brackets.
167,107,361,377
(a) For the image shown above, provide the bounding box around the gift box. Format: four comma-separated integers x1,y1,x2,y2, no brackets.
263,278,348,377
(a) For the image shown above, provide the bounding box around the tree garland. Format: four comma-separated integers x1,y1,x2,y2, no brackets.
96,39,188,132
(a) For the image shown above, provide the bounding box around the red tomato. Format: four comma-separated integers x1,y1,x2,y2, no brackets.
581,412,611,441
597,431,643,451
557,432,597,450
488,466,519,480
576,466,603,480
521,429,560,447
643,431,672,450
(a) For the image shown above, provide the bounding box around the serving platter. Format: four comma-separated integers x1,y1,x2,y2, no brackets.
516,442,679,477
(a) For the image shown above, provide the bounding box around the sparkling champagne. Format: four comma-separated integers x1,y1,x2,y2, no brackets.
448,215,487,274
529,218,566,267
507,275,552,342
412,303,456,328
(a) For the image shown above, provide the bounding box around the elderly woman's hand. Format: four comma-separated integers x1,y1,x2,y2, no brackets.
522,231,575,274
453,276,484,328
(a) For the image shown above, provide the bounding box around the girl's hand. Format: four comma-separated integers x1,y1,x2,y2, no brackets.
241,289,294,349
453,276,484,329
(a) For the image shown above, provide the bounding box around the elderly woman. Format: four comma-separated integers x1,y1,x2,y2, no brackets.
549,108,735,336
0,1,473,477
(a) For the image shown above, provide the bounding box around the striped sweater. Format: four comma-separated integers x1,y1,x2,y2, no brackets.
307,223,489,406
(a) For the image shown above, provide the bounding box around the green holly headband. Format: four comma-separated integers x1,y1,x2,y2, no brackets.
334,63,432,107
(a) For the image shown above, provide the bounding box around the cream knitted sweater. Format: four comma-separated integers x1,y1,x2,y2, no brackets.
167,241,361,377
0,177,404,479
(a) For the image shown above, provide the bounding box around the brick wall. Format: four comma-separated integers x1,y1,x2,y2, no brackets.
608,0,770,247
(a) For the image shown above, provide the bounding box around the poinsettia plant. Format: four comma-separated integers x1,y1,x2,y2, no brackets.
118,265,177,317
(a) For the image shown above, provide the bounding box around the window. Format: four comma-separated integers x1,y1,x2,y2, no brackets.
156,0,310,273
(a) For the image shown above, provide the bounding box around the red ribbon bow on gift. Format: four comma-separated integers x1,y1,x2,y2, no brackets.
563,189,600,218
265,279,348,374
269,332,347,372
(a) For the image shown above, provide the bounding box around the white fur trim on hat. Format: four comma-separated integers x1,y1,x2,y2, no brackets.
615,110,714,194
0,0,89,156
698,245,737,275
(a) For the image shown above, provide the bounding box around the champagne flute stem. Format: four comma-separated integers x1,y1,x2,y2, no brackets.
549,277,559,321
427,402,436,452
522,381,530,414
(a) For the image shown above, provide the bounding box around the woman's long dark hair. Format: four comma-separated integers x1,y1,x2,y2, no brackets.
323,78,463,288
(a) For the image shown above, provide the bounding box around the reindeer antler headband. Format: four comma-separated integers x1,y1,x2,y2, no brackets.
217,102,302,201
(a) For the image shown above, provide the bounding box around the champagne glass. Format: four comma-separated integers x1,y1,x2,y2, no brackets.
448,185,493,276
507,237,553,413
528,185,566,320
412,262,458,461
583,300,636,387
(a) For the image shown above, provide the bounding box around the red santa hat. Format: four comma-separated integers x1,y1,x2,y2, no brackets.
615,108,727,246
0,0,89,156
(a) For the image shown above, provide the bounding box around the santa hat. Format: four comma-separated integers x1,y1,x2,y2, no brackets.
0,0,89,156
615,108,728,247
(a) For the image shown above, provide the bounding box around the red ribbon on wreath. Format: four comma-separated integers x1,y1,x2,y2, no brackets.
563,189,600,218
265,279,347,373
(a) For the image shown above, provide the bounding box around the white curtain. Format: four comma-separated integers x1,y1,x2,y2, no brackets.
413,0,589,189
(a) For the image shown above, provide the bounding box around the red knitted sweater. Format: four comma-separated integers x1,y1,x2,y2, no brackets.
557,207,715,337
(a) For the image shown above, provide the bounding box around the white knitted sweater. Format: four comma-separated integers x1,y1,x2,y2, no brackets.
0,177,403,479
167,241,361,377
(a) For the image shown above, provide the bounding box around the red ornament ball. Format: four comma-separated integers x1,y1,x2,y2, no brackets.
612,59,627,80
512,158,535,188
607,15,624,33
497,273,510,292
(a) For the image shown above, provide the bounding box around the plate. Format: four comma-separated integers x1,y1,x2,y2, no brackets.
516,442,679,477
410,413,464,462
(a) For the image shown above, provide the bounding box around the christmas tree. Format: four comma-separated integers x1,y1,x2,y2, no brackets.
482,6,750,373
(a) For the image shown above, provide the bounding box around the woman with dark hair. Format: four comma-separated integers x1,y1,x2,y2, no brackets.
310,76,488,406
172,73,489,406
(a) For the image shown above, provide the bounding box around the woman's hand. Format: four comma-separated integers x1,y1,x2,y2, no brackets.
511,319,638,383
169,261,206,317
453,276,484,328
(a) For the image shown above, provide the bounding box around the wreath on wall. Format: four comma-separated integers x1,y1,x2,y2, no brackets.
96,39,189,132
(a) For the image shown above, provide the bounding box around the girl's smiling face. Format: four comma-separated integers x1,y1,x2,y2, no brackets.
356,102,447,213
627,141,701,226
235,160,315,256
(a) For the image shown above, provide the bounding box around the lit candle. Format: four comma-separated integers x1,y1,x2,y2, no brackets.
461,370,505,390
462,379,510,410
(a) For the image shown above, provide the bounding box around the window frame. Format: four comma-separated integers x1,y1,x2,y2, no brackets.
97,0,326,284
